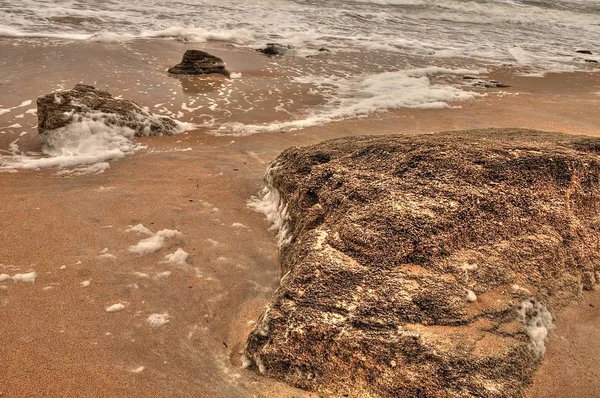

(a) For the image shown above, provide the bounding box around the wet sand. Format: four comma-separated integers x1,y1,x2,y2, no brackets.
1,39,600,397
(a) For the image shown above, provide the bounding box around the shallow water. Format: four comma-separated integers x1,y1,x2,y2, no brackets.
2,0,599,65
0,1,599,170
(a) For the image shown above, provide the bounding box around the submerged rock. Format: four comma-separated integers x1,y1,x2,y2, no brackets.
37,84,181,141
463,75,510,88
167,50,230,77
258,43,291,56
245,129,600,397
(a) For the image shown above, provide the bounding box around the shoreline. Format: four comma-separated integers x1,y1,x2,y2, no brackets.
1,38,600,397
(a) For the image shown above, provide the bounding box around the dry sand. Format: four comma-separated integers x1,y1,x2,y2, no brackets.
1,38,599,397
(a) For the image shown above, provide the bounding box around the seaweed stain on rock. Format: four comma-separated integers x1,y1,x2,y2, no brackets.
244,129,600,398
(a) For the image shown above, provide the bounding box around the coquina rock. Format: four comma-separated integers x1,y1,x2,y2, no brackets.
245,129,600,397
37,84,181,140
167,50,230,77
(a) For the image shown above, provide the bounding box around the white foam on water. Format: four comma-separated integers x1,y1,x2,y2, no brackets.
1,0,596,72
1,0,598,136
215,68,484,135
89,31,135,43
0,101,191,174
0,119,143,174
142,26,256,44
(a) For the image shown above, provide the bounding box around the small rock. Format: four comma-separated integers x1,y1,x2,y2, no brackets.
258,43,291,56
576,50,593,55
318,48,330,53
168,50,230,77
584,59,598,64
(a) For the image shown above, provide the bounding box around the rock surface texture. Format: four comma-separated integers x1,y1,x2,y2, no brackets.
167,50,230,77
245,129,600,397
37,84,180,140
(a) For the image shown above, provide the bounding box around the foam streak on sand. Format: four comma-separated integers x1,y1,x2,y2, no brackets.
0,271,37,283
106,303,126,313
164,248,189,267
128,228,183,255
216,68,484,135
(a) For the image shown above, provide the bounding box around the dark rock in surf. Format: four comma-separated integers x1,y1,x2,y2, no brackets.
463,76,510,88
37,84,181,142
244,129,600,397
168,50,230,77
584,59,598,64
575,50,593,55
258,43,291,56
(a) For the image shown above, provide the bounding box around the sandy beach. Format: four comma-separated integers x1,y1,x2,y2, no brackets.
1,38,600,397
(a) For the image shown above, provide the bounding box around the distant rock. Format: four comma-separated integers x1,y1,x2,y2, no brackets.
584,59,598,64
258,43,291,56
575,50,593,55
168,50,230,77
463,75,510,88
245,129,600,397
37,84,181,140
318,48,330,53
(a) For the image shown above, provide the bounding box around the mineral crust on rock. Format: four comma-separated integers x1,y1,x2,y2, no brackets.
167,50,230,77
37,84,181,141
245,129,600,397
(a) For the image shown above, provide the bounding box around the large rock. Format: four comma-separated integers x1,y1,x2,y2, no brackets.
245,129,600,397
167,50,230,77
37,84,181,139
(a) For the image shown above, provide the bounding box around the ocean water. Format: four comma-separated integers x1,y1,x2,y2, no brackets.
1,0,599,171
1,0,598,71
